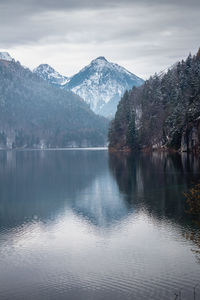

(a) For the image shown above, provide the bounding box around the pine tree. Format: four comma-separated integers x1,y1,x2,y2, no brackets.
126,113,137,151
108,48,200,152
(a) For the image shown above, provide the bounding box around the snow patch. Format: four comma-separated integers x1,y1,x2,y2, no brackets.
33,64,68,86
65,56,144,116
0,52,13,62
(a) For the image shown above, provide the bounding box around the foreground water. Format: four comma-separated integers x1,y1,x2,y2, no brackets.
0,149,200,300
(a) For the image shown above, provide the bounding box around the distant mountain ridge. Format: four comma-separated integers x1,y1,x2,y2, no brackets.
0,53,108,149
34,56,144,117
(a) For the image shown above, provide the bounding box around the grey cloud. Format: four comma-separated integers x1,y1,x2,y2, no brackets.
1,0,200,11
0,0,199,78
0,1,199,46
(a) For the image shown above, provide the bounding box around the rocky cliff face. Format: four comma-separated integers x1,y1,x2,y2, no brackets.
181,118,200,152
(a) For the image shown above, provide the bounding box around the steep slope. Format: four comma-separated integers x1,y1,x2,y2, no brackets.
108,50,200,153
33,64,69,86
0,58,108,149
63,57,144,117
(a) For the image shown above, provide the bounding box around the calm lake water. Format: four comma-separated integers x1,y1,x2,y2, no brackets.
0,149,200,300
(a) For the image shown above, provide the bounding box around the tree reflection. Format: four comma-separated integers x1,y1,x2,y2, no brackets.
109,151,200,264
184,182,200,262
109,151,200,222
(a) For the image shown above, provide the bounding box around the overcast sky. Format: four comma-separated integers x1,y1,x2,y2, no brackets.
0,0,199,79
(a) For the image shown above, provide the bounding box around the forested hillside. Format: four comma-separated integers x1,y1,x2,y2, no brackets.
0,59,108,148
109,49,200,152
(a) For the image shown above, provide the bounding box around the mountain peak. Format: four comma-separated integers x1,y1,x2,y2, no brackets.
65,57,144,117
38,63,50,67
33,64,69,86
91,56,108,64
34,64,54,72
0,52,13,62
95,56,107,61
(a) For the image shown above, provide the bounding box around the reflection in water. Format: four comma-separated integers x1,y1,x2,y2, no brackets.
0,149,200,300
183,182,200,263
109,151,200,268
0,150,129,229
109,152,200,222
182,229,200,263
0,150,107,228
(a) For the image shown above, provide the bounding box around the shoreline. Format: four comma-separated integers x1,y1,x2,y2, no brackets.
0,147,108,151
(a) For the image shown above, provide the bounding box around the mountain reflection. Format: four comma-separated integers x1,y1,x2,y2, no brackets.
0,150,107,229
0,150,200,231
0,149,130,229
1,150,200,300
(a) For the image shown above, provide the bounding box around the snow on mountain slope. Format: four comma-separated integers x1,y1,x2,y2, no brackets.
64,57,144,117
0,52,13,61
33,64,69,86
33,57,144,117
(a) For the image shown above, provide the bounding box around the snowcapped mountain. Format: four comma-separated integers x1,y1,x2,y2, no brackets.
33,57,144,117
33,64,69,86
63,57,144,117
0,52,13,61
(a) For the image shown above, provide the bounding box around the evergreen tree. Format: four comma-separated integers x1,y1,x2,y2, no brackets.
126,113,137,151
108,48,200,152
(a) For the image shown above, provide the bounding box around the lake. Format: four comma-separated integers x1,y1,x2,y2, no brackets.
0,149,200,300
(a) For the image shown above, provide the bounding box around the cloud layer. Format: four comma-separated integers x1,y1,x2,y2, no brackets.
0,0,199,78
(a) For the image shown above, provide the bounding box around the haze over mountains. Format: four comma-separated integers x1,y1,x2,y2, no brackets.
0,53,108,149
34,57,144,117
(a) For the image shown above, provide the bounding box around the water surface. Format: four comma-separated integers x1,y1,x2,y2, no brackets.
0,149,200,300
